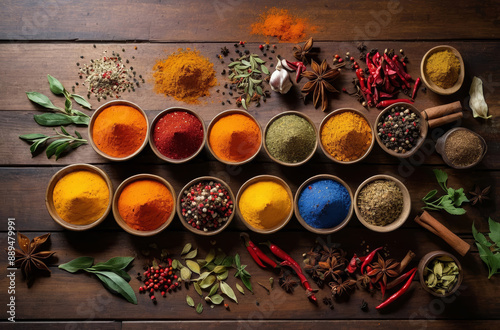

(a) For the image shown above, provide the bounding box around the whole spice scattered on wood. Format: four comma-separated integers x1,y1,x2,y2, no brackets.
293,38,317,64
301,59,342,112
19,126,87,160
469,185,491,206
7,233,55,286
59,256,137,304
472,217,500,279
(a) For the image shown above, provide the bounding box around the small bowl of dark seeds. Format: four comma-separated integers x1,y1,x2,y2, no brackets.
375,103,428,158
435,127,487,169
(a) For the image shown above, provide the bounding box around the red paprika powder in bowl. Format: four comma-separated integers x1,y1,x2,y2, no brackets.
149,108,205,163
89,100,149,161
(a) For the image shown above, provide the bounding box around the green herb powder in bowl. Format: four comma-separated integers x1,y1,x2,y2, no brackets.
357,179,403,226
265,114,316,164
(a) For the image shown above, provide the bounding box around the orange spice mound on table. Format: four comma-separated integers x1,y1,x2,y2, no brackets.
153,48,217,104
92,105,147,158
251,7,316,43
209,113,261,162
118,179,174,231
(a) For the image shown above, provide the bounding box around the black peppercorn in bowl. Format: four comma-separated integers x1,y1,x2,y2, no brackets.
374,103,428,158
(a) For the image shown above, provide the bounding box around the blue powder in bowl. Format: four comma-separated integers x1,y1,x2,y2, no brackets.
298,179,351,229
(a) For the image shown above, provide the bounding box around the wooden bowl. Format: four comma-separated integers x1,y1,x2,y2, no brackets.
236,175,293,234
294,174,353,234
177,176,235,236
149,107,206,164
420,45,464,95
45,164,113,231
319,108,375,164
263,111,318,166
206,109,262,165
112,174,176,236
418,250,463,297
354,174,411,233
88,100,149,161
435,127,487,169
374,103,428,158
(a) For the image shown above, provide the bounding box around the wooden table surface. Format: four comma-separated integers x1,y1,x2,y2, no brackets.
1,1,499,329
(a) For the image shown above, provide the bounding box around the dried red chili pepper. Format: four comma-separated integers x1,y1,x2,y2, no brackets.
375,99,413,109
376,268,417,310
386,267,417,290
360,247,383,274
411,77,421,100
346,253,359,274
240,233,277,268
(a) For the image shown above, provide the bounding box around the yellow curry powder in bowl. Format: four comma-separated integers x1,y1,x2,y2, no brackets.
53,170,110,226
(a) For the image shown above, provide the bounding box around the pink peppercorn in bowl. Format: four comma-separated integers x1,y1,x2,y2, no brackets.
149,107,206,164
177,176,236,236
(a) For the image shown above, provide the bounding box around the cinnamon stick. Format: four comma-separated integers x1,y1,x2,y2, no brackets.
397,250,416,274
414,211,470,256
427,112,463,128
423,101,462,120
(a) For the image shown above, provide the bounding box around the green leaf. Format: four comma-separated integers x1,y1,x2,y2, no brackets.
194,282,202,296
180,267,192,281
181,243,192,255
423,189,438,201
110,269,131,282
220,281,238,303
241,97,247,110
261,65,270,75
60,126,70,136
433,169,448,191
205,294,224,305
91,257,134,271
234,254,241,268
196,302,203,314
70,115,90,126
254,57,265,64
228,61,241,68
236,283,244,295
75,130,83,139
213,265,226,274
47,74,65,95
34,113,73,126
186,295,195,307
19,133,48,141
29,137,50,155
473,222,492,247
241,276,253,292
92,270,137,304
216,270,228,281
205,249,216,264
241,59,252,66
71,93,92,109
195,271,212,282
64,97,72,114
488,218,500,246
186,260,201,274
58,257,94,273
199,275,216,289
172,259,180,269
46,139,70,158
184,249,198,260
208,282,219,297
256,86,263,96
221,256,234,268
214,250,226,265
26,92,62,111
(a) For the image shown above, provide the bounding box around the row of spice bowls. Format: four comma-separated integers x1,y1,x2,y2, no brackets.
88,100,430,166
46,163,411,236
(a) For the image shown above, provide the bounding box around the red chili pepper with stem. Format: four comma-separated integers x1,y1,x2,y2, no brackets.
346,253,358,274
411,77,421,100
361,247,383,274
376,268,417,310
240,233,277,268
376,99,414,109
386,267,417,290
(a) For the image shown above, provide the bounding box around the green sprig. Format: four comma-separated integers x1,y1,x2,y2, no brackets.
421,169,469,215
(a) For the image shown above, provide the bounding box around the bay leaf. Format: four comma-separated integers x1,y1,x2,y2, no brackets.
196,302,203,314
205,248,216,264
208,282,219,296
184,249,198,259
180,267,192,281
181,243,192,255
213,265,226,274
236,283,244,295
194,282,202,296
199,275,216,289
216,270,228,281
205,294,224,305
186,260,201,274
220,281,238,303
186,295,195,307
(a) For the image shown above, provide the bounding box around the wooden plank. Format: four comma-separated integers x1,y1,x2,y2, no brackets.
0,165,497,233
122,320,500,330
0,42,498,168
0,231,498,321
1,322,120,330
1,0,500,42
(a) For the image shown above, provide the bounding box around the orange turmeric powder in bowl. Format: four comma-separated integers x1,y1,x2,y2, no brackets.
113,174,176,236
207,110,262,164
89,100,149,161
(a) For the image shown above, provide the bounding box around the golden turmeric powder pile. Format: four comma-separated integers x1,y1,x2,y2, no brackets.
424,50,461,89
321,111,372,162
53,170,110,225
153,48,217,103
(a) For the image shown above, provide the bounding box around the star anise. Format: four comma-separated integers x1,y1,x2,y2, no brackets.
357,272,372,290
469,185,491,205
318,257,344,283
293,37,317,64
304,246,322,261
279,274,298,293
301,59,341,112
11,232,55,285
367,254,400,287
329,278,357,298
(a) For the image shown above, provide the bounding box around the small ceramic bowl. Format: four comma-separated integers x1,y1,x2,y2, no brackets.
263,111,318,166
294,174,354,235
418,250,463,297
236,175,294,234
177,176,235,236
421,45,465,95
319,108,375,164
112,174,176,236
149,107,206,164
375,103,428,158
435,127,487,169
206,109,262,165
354,174,411,233
88,100,149,161
46,164,113,231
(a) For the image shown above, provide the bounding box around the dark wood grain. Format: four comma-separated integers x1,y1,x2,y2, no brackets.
0,165,497,233
0,231,498,321
1,0,500,42
1,322,120,330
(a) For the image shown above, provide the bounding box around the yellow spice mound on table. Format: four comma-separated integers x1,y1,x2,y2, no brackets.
53,170,110,225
